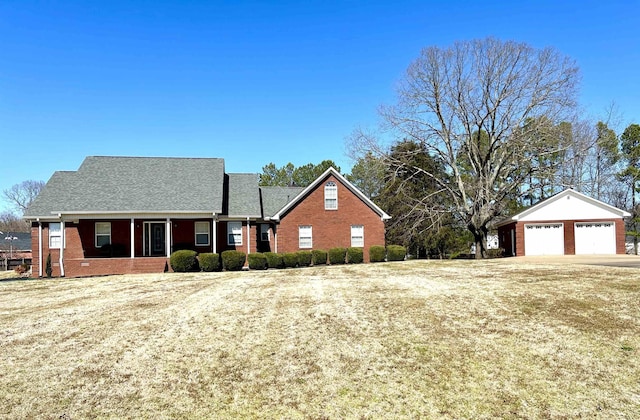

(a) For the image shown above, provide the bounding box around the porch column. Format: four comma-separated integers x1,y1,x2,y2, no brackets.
246,217,250,256
212,215,217,254
130,218,135,258
59,220,65,277
38,220,43,277
166,218,171,258
274,224,278,253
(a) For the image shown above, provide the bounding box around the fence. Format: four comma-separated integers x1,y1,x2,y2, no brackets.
1,258,32,271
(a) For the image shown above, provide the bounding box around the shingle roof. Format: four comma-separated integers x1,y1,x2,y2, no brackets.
227,173,262,217
25,156,226,217
0,232,31,251
260,186,305,218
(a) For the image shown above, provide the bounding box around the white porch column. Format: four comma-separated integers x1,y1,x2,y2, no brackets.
38,220,43,277
274,225,278,253
59,220,65,277
130,218,135,258
166,218,171,258
212,215,217,254
246,217,250,256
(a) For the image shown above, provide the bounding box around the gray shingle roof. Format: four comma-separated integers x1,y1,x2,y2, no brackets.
25,156,226,217
227,173,262,217
0,232,31,251
260,186,305,218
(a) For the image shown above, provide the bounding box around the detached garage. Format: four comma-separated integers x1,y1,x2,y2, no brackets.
497,189,630,257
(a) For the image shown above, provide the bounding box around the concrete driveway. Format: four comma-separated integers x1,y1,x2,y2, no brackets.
506,254,640,268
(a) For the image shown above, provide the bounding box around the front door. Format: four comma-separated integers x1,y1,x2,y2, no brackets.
144,222,166,256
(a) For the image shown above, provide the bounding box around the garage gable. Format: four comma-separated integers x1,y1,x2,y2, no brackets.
514,190,630,222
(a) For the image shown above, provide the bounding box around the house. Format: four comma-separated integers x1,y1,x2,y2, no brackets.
24,156,391,277
497,189,630,256
1,232,32,270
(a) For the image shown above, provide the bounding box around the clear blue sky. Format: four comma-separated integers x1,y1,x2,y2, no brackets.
1,0,639,213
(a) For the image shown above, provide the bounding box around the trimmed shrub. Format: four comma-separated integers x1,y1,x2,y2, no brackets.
347,247,364,264
170,250,199,272
328,247,347,265
45,253,52,277
297,251,312,267
264,252,284,269
387,245,407,261
221,250,246,271
199,253,221,272
369,245,386,262
282,252,299,268
312,249,327,265
248,253,268,270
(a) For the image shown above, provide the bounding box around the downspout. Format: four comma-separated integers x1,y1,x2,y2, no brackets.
59,219,65,277
38,219,43,277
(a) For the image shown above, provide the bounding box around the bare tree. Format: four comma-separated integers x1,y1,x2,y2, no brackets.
0,211,29,233
351,38,579,258
3,180,45,214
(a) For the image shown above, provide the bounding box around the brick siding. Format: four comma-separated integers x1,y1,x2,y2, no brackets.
275,174,386,262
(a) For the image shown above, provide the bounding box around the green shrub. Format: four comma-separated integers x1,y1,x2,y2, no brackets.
264,252,284,269
248,253,268,270
347,247,364,264
45,253,52,277
387,245,406,261
170,250,199,272
328,247,347,265
199,253,221,272
369,245,386,262
282,252,299,268
312,249,327,265
297,251,312,267
221,250,246,271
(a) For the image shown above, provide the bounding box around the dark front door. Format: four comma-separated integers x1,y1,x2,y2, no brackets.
144,222,166,256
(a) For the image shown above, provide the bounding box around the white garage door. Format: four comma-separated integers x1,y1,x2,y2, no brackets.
574,222,616,254
524,223,564,256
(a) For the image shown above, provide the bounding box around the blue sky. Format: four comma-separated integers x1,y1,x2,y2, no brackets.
1,0,639,213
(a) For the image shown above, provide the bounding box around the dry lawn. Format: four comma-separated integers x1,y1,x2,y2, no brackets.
1,259,639,419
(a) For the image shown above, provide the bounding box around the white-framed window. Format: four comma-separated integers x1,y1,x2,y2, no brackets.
95,222,111,248
324,181,338,210
49,222,62,249
227,221,243,246
260,224,270,242
351,225,364,247
195,221,210,246
299,225,312,249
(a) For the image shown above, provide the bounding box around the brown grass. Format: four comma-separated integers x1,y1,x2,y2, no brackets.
1,260,639,418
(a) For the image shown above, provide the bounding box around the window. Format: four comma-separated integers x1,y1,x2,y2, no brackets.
324,182,337,210
195,221,210,246
227,221,243,245
351,225,364,247
95,222,111,248
260,224,270,242
299,225,312,249
49,222,62,249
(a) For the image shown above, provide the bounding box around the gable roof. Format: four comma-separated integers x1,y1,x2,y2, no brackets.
260,186,306,218
0,232,32,252
270,167,391,221
25,156,226,218
227,173,262,217
499,189,630,226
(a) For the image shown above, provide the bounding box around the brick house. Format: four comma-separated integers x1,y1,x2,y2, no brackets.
24,156,391,277
497,189,630,256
